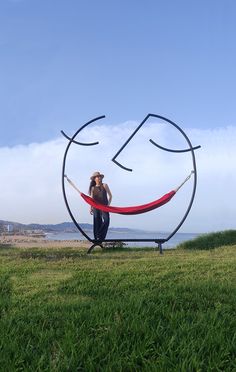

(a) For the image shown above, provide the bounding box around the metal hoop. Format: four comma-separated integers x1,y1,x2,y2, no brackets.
61,114,200,253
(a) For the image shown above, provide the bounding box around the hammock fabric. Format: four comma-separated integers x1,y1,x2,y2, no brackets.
80,190,176,215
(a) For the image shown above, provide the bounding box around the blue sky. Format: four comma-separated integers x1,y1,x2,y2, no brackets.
1,0,236,146
0,0,236,233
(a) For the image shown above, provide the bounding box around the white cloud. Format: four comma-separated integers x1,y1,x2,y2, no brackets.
0,122,235,234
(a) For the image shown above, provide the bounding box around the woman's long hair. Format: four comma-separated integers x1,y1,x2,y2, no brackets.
88,180,96,195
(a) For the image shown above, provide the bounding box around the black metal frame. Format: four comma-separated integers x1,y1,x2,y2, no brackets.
61,114,200,254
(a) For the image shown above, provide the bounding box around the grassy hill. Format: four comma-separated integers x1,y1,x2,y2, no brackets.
0,241,235,371
176,229,236,250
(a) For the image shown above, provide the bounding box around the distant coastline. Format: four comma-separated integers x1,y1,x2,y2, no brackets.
0,219,200,248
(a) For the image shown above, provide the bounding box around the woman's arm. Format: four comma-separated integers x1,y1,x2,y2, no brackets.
104,184,112,205
90,186,94,214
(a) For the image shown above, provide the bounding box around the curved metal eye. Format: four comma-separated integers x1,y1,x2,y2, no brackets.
61,115,105,146
61,130,99,146
149,139,201,153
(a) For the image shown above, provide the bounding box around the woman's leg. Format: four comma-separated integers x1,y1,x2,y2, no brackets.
93,209,102,240
99,212,110,241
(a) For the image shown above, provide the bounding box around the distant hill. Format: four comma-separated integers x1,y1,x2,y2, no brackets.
0,220,90,232
0,220,137,233
24,222,93,232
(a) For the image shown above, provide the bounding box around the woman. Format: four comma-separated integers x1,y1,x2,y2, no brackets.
89,171,112,242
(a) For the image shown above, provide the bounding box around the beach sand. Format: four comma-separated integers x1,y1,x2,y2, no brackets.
0,234,90,249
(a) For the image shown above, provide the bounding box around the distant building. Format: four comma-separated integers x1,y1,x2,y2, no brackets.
7,224,14,233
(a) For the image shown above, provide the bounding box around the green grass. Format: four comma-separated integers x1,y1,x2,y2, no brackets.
0,244,236,371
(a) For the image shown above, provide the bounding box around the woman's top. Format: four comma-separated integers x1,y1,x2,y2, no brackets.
92,184,108,206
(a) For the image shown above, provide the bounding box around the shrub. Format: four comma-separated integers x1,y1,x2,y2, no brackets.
176,230,236,250
102,241,127,250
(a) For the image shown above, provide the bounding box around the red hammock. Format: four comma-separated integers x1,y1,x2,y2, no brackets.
65,172,193,215
80,190,176,215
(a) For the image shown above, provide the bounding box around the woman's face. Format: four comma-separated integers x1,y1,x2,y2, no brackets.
95,175,102,184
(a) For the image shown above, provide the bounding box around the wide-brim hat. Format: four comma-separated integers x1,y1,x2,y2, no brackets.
90,171,104,180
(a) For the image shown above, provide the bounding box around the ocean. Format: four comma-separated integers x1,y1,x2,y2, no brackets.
45,230,200,249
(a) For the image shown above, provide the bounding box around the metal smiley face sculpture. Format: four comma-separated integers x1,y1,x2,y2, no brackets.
61,114,201,253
